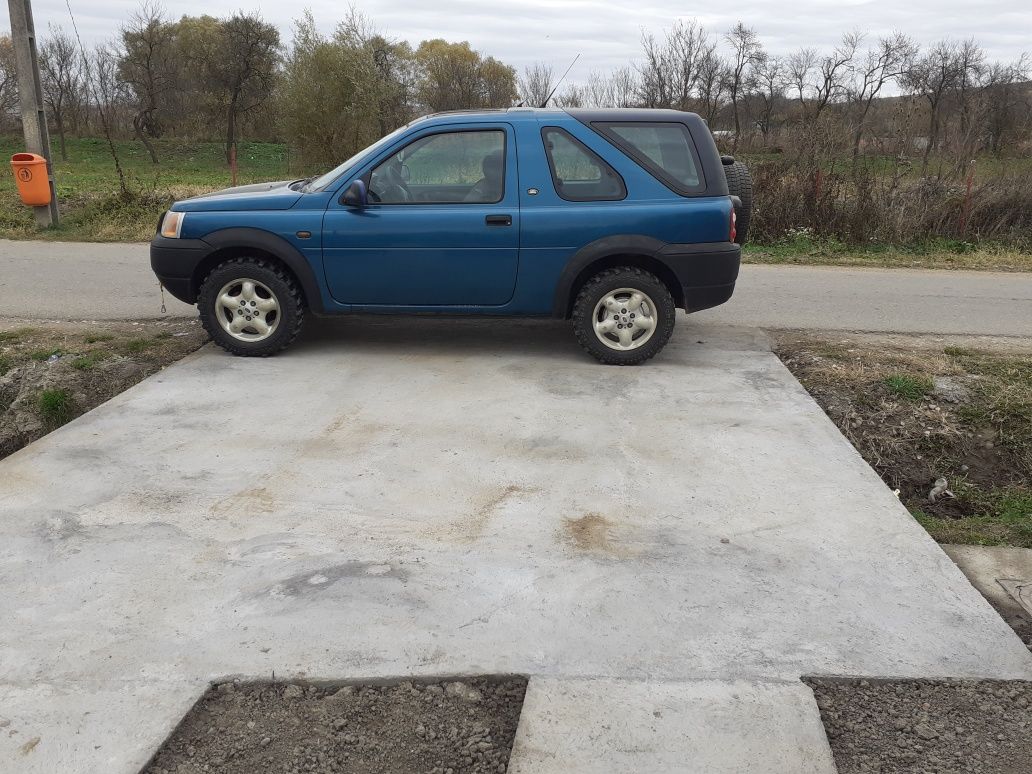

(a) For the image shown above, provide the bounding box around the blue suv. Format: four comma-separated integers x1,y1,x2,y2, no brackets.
151,108,751,364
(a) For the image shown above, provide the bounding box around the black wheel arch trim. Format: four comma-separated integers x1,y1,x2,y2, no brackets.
197,228,325,314
552,235,667,317
552,235,739,318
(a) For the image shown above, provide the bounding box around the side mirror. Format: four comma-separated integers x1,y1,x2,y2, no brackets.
342,179,368,208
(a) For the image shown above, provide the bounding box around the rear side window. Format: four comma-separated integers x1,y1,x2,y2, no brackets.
541,127,626,202
592,122,704,194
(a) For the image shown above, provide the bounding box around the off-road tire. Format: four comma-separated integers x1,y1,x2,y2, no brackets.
724,160,753,245
198,257,304,357
572,267,676,366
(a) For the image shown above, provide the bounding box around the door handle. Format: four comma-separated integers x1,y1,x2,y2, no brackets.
485,214,512,226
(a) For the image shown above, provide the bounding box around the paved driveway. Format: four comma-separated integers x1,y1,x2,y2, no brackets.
2,319,1030,773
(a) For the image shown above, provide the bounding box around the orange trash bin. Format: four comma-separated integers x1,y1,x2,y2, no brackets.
10,153,51,206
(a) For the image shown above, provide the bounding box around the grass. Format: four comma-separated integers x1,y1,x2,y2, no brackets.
883,374,934,401
71,352,105,370
29,348,62,361
742,235,1032,272
775,334,1032,547
1,320,209,459
0,135,293,242
0,327,36,344
914,490,1032,546
120,338,154,354
37,388,75,428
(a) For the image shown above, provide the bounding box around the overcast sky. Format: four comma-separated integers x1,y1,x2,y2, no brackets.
10,0,1031,76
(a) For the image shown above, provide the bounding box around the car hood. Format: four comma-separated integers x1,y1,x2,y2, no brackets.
173,180,304,212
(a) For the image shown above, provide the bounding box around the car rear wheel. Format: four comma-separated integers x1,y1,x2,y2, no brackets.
198,257,303,356
572,267,675,365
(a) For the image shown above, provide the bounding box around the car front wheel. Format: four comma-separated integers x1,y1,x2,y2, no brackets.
572,267,676,365
198,257,304,356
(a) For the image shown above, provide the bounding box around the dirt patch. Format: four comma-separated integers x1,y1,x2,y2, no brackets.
142,677,527,774
806,677,1032,774
0,318,207,459
773,332,1031,548
564,512,614,551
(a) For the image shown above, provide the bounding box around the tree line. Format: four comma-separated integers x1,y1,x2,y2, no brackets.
0,4,1029,177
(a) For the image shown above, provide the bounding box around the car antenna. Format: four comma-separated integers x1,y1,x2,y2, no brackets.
540,53,581,108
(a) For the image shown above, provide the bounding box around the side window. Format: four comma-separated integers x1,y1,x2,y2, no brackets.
368,130,505,204
592,122,704,194
541,127,626,202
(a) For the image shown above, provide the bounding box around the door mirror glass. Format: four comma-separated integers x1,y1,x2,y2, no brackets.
342,179,368,208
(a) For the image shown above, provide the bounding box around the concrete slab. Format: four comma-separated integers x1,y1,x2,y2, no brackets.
2,318,1030,773
508,677,836,774
943,544,1032,618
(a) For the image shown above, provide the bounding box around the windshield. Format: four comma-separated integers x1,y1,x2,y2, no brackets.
307,124,411,192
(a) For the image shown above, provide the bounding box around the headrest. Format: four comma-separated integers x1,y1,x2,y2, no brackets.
483,150,504,179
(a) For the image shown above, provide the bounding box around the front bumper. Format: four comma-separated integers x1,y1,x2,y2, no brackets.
658,241,741,313
150,236,212,304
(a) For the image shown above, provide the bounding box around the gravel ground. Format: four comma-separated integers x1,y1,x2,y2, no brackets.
142,677,527,774
806,677,1032,773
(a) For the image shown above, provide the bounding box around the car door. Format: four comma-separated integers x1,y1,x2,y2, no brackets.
322,123,520,307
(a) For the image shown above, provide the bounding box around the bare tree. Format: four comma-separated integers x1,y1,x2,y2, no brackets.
844,31,916,159
696,48,727,125
902,39,964,173
555,84,583,108
725,22,764,151
90,43,131,134
752,55,786,144
953,39,987,164
41,25,85,160
982,55,1031,155
118,1,178,163
583,67,638,108
636,20,712,109
609,67,638,108
584,69,612,107
519,62,555,106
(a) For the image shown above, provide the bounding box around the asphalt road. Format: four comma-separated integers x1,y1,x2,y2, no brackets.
1,239,1030,336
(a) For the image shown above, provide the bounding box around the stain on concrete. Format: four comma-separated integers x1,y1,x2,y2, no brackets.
561,512,637,559
210,486,278,520
266,561,408,598
436,484,529,543
36,512,83,541
18,736,40,755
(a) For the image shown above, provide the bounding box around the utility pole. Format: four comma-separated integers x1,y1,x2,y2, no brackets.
7,0,59,226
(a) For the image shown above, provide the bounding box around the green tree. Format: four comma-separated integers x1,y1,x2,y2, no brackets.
278,10,414,166
413,39,516,111
176,12,279,163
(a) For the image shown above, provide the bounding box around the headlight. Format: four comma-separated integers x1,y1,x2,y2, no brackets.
160,210,185,238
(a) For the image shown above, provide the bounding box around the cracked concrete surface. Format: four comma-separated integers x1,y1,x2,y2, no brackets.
1,318,1030,773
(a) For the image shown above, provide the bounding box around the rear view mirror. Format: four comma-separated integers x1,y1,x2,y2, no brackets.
343,179,368,208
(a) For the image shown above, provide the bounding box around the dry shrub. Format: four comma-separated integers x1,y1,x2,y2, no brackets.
749,160,1032,248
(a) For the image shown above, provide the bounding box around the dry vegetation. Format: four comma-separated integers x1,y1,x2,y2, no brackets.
775,333,1032,547
0,319,207,458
